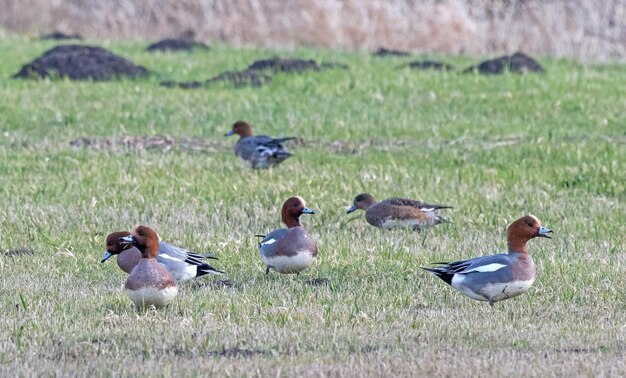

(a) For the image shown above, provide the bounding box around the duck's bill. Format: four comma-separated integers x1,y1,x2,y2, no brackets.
224,130,234,137
536,227,553,238
346,205,357,214
101,251,113,263
119,235,134,244
302,207,315,215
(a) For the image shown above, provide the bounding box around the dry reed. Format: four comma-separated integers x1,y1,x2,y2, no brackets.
0,0,624,61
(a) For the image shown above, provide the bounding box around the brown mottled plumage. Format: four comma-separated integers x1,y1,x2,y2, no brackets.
347,193,452,231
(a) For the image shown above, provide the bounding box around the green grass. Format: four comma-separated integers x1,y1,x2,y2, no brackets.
0,34,625,376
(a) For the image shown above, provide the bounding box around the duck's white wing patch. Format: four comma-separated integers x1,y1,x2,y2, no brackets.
261,238,276,246
464,263,507,273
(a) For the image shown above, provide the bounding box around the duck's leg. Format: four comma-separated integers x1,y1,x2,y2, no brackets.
265,266,271,275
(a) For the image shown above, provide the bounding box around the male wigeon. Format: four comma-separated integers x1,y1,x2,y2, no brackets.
346,193,452,231
423,215,553,306
224,120,295,169
258,196,318,274
119,225,178,309
101,231,223,283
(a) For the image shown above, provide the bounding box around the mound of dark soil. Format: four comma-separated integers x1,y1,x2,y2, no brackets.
373,48,411,57
406,60,454,71
147,38,209,52
40,31,82,40
248,57,320,73
464,52,544,74
13,45,149,80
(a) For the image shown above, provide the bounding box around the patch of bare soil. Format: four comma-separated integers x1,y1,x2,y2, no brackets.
13,45,149,80
161,57,345,89
207,348,273,358
159,80,204,89
248,57,320,73
69,135,222,152
188,279,237,290
307,278,330,286
405,60,455,71
3,247,35,256
373,48,411,57
464,51,544,74
146,38,209,52
327,139,414,155
247,56,348,73
206,69,272,87
39,31,82,40
161,69,272,89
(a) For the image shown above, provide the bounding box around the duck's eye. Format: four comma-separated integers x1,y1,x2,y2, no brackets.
107,242,112,246
527,222,534,227
138,230,144,236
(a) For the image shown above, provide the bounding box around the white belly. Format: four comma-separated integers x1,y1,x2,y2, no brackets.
481,279,535,302
380,218,419,230
126,286,178,309
262,251,316,274
452,275,535,303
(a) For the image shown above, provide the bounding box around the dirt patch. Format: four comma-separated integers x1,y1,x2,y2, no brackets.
327,139,416,155
307,278,330,286
69,135,222,152
405,60,455,71
248,57,319,73
206,69,272,87
188,279,237,290
3,247,35,256
373,48,411,57
463,52,544,74
161,69,272,89
246,57,348,73
160,80,204,89
161,57,344,89
147,38,209,52
40,31,82,40
320,62,350,70
207,348,273,358
13,45,149,80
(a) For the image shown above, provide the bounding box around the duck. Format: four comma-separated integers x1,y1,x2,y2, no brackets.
422,215,553,306
119,225,178,309
224,120,295,169
347,193,452,231
258,196,318,274
101,231,223,283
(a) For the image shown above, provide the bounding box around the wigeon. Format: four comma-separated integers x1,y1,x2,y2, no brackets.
119,225,178,309
258,196,318,274
423,215,553,306
346,193,452,231
224,120,295,169
101,231,223,283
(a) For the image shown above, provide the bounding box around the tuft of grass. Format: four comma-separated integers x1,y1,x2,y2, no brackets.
0,39,625,376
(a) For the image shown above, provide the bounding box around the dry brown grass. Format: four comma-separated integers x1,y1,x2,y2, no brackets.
1,0,624,61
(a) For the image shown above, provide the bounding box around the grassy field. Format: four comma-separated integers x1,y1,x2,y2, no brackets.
0,34,625,376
